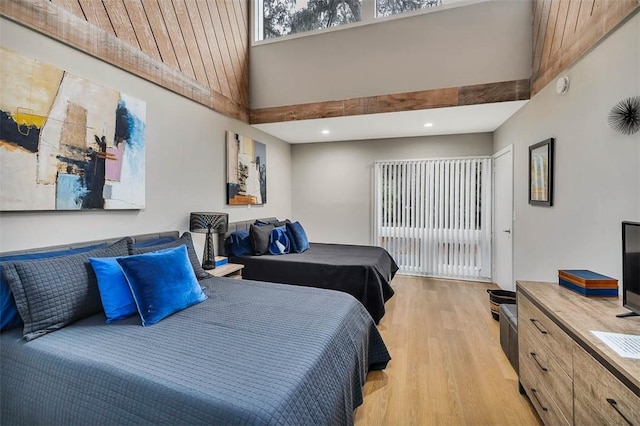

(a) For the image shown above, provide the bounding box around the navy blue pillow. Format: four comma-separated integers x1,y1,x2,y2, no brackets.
269,226,291,255
131,237,176,249
286,221,310,253
255,219,290,227
89,257,137,323
0,242,107,331
225,229,252,257
117,245,207,327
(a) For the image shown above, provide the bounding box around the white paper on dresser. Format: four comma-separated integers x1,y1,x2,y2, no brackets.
591,331,640,359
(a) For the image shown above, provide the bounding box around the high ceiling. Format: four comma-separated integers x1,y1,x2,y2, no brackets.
4,0,634,133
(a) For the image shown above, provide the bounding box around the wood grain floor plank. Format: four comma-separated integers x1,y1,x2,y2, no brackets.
355,276,541,425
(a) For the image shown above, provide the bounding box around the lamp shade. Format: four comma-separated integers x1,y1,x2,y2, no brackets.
189,212,228,234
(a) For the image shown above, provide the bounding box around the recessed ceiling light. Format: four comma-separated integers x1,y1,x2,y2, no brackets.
423,122,434,128
321,129,330,135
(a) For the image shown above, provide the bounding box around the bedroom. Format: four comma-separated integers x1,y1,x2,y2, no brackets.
1,0,639,424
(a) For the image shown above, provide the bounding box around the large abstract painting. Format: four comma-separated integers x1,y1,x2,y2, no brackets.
226,131,266,205
0,48,146,211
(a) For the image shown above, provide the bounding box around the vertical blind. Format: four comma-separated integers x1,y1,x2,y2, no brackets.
374,158,492,281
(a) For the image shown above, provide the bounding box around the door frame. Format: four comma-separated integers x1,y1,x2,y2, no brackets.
492,145,514,289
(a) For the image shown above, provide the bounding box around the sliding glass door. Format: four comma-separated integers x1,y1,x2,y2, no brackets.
374,157,492,281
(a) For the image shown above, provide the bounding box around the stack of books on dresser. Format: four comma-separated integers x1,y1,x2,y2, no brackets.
558,269,618,297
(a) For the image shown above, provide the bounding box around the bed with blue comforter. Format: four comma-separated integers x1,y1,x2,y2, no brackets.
0,233,390,426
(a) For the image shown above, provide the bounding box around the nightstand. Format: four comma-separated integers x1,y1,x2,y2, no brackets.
208,263,244,279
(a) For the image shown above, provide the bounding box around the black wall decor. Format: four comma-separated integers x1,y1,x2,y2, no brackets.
608,96,640,135
529,138,554,207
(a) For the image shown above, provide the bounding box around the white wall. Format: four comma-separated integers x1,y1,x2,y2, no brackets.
250,0,532,108
638,11,640,217
0,18,292,254
494,13,640,283
291,133,493,245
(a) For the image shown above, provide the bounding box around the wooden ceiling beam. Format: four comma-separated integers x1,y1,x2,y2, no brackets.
250,79,530,125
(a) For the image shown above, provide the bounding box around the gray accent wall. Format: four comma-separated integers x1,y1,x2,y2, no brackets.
493,13,640,284
250,0,532,109
291,133,493,245
0,18,292,253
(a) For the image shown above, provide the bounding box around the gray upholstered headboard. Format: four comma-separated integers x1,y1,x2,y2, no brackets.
0,231,180,257
217,217,277,256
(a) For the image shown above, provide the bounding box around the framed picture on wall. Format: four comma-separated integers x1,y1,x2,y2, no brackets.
0,48,146,211
529,138,554,207
226,131,267,205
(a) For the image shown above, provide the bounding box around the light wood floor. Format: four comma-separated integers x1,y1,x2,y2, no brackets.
355,275,541,426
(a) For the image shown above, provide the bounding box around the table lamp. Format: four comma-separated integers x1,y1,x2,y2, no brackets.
189,212,228,269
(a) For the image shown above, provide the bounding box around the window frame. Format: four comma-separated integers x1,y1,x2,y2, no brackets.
252,0,483,46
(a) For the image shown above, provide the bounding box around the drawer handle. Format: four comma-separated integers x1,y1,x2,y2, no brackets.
530,352,548,372
606,398,633,426
530,318,548,335
530,388,548,412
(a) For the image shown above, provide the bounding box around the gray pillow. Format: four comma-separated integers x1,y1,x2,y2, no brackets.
250,224,275,255
130,232,209,280
3,238,130,341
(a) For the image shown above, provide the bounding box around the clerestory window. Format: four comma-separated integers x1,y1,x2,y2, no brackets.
259,0,362,41
256,0,446,42
376,0,443,17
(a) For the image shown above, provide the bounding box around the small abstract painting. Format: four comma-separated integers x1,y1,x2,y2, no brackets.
226,131,266,205
0,48,146,211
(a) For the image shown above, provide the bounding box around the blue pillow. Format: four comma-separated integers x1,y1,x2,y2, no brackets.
0,242,107,331
269,226,291,255
0,285,21,331
117,245,207,327
225,229,252,257
89,257,137,323
286,221,310,253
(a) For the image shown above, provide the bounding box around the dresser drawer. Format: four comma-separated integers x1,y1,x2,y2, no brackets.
520,326,573,421
518,293,573,376
519,355,571,426
574,343,640,426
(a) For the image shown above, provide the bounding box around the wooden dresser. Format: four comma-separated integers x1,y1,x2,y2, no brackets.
517,281,640,425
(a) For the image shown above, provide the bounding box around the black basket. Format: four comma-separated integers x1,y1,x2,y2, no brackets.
487,289,516,321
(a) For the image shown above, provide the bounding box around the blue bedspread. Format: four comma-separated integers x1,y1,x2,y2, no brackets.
0,277,390,425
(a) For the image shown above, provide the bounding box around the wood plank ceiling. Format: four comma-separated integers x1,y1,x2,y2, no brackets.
531,0,639,96
0,0,250,121
1,0,639,125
